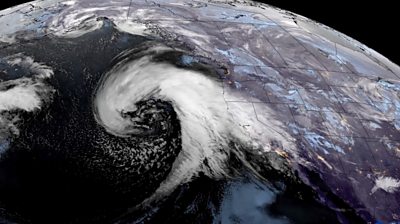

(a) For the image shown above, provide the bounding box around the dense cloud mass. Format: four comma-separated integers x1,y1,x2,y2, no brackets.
0,0,399,223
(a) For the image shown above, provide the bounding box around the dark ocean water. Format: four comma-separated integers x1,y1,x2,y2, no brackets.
0,22,363,224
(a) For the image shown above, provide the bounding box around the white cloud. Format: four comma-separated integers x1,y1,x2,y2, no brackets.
371,176,400,194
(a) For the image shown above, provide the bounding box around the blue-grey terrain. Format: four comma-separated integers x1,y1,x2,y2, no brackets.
0,0,399,223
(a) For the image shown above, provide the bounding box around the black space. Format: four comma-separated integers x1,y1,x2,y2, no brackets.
0,1,398,65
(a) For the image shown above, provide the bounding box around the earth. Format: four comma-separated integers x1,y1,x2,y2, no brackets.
0,0,399,223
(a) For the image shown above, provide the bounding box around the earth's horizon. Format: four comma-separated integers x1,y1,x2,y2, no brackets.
0,0,399,223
